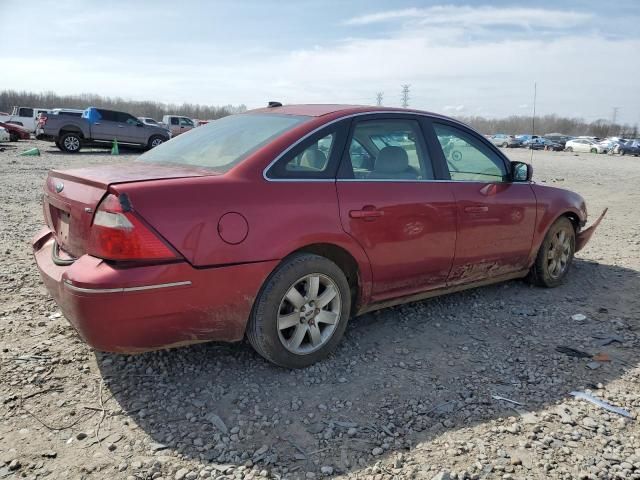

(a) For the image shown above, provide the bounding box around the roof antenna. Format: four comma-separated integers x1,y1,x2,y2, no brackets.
530,81,537,165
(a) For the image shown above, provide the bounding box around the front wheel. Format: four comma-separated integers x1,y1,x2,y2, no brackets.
565,147,573,152
502,142,509,148
528,217,575,288
247,253,351,368
9,132,19,142
619,149,625,156
147,135,166,149
590,148,598,154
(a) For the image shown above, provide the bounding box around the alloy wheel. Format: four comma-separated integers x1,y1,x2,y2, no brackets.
64,136,80,151
547,229,571,279
277,274,341,355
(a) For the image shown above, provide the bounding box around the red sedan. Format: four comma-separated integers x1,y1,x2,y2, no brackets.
33,104,605,368
0,121,30,141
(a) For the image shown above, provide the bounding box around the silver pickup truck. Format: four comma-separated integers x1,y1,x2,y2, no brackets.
37,107,171,153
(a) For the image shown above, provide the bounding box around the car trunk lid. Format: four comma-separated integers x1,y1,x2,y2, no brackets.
44,163,218,258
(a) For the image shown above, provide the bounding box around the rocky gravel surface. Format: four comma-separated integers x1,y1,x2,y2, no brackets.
0,139,638,479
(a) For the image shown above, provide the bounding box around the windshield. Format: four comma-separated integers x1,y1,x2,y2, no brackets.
139,113,309,171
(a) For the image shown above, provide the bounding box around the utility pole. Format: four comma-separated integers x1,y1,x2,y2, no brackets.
401,84,410,108
611,107,619,126
376,92,384,106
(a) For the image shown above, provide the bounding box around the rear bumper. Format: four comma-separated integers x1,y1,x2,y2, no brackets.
576,208,607,252
32,228,277,353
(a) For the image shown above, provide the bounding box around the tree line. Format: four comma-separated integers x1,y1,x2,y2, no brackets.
455,114,638,138
1,90,637,138
0,90,247,120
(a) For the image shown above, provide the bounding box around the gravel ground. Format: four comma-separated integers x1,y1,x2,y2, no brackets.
0,138,639,480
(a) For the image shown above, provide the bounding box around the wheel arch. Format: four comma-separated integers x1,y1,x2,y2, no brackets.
287,243,364,315
59,126,84,138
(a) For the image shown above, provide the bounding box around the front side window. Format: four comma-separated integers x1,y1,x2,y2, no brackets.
341,118,433,180
170,117,179,125
434,123,508,182
180,117,194,127
140,113,308,172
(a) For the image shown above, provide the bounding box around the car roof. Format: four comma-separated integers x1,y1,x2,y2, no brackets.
247,104,439,118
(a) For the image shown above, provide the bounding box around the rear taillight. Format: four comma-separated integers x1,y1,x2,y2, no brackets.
37,115,47,127
88,194,178,262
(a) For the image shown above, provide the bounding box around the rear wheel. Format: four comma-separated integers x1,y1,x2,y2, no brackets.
590,148,598,154
502,142,508,148
247,253,351,368
619,149,626,156
528,217,575,288
565,147,573,152
9,132,19,142
59,132,82,153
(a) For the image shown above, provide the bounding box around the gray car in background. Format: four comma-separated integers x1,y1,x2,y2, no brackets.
489,133,522,148
38,107,171,153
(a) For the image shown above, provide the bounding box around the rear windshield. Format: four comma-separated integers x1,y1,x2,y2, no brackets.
139,113,309,171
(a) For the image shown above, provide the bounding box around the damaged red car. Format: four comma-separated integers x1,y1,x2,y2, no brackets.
33,104,605,368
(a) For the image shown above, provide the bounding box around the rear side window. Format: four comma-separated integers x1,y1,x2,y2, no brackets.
97,110,119,122
267,132,336,179
433,123,508,182
19,108,34,117
140,113,309,172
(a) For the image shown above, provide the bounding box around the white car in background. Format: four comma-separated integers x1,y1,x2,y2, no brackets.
0,126,10,142
565,138,605,154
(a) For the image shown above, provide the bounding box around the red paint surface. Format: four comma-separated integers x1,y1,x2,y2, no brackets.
32,105,602,354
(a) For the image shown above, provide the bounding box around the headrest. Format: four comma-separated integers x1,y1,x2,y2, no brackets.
375,146,409,174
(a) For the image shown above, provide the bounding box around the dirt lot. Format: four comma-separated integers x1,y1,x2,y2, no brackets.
0,139,638,480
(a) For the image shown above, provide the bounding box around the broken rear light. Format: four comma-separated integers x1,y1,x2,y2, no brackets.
88,194,178,262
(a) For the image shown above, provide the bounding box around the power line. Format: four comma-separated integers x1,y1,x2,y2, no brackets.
401,84,410,108
376,92,384,106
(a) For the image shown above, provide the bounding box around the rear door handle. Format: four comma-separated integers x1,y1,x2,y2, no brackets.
464,205,489,213
350,206,384,220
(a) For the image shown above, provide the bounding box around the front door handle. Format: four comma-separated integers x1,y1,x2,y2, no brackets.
350,205,384,220
464,205,489,213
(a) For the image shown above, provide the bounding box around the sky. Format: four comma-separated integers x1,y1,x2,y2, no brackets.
1,0,639,124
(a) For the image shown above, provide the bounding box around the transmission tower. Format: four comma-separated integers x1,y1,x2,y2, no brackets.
376,92,384,106
401,84,410,108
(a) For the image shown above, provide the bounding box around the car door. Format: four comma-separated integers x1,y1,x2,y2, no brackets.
428,121,537,285
116,112,144,144
91,109,121,142
179,117,194,134
336,115,457,302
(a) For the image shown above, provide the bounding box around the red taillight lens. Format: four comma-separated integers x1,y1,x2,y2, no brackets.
88,194,177,261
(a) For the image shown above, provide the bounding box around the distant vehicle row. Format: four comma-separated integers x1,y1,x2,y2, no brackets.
487,133,640,155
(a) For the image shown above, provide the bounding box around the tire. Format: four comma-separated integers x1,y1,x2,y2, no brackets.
59,132,82,153
619,149,625,156
565,147,573,152
527,217,575,288
147,135,166,149
247,253,351,368
590,148,597,154
9,132,19,142
502,142,508,148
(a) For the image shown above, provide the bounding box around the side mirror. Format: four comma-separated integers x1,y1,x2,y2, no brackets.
511,161,532,182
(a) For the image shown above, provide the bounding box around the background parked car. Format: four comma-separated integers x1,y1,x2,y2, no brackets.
138,117,162,127
162,115,195,136
524,137,563,151
0,106,51,132
489,134,521,148
565,138,605,153
39,107,171,152
0,121,30,141
617,140,640,156
543,133,573,147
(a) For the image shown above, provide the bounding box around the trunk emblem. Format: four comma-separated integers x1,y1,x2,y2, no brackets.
55,181,64,193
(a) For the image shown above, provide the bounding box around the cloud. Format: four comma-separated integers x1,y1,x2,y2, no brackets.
443,105,466,112
344,6,593,30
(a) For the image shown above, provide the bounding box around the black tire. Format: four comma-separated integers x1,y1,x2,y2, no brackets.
590,148,597,154
59,132,82,153
619,149,625,156
502,142,508,148
527,217,575,288
147,135,166,149
9,132,19,142
247,253,351,368
565,147,573,152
